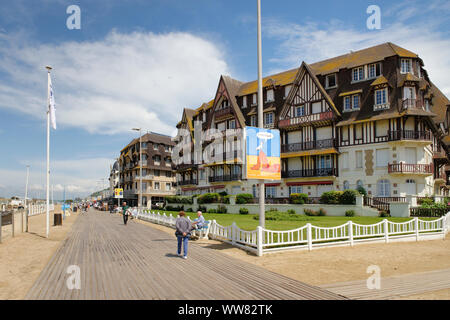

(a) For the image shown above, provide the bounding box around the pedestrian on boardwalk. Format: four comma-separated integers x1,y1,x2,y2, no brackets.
122,201,130,225
175,211,193,259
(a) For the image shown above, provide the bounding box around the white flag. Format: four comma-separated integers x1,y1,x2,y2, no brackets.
48,73,56,130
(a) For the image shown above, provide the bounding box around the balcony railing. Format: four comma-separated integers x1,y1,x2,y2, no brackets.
388,130,431,141
215,107,232,119
208,174,242,183
282,138,336,153
388,163,433,174
402,98,423,110
282,168,337,178
177,179,198,186
279,111,333,128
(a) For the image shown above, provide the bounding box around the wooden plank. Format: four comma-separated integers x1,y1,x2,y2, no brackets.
26,209,346,300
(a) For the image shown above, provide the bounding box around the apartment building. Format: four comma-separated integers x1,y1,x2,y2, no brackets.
108,160,120,198
173,43,450,199
119,132,176,207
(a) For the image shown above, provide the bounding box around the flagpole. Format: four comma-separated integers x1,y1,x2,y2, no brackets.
46,66,52,238
257,0,265,228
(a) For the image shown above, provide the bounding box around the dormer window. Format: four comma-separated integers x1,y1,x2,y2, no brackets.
242,96,247,109
368,63,382,79
352,67,365,82
284,85,292,98
343,94,360,112
325,74,337,89
401,59,412,74
374,88,389,110
252,93,257,105
266,89,274,102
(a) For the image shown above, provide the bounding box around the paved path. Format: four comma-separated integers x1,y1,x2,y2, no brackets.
322,268,450,299
26,210,345,300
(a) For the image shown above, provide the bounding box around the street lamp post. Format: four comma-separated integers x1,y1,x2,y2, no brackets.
25,165,30,232
132,128,143,208
257,0,265,227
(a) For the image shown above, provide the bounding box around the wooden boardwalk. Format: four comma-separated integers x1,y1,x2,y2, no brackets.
26,210,346,300
322,268,450,300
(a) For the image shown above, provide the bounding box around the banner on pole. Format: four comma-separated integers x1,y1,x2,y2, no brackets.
114,188,123,199
245,127,281,180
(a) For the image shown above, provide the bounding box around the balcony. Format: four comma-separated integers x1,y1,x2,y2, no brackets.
388,163,433,175
215,107,232,119
388,130,431,142
208,174,242,183
278,111,333,129
282,168,337,178
282,138,336,153
178,179,198,186
402,98,423,110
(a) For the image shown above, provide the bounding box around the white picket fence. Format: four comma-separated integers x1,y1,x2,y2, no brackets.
28,204,55,217
138,210,450,256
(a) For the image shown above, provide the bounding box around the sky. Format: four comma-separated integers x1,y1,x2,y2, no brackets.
0,0,449,200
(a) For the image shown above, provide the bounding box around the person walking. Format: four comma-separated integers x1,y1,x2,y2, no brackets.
175,211,193,259
122,201,130,225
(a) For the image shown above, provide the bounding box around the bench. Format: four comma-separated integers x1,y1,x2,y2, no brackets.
192,220,211,240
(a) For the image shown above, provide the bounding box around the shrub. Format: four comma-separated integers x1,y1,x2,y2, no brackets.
340,190,359,205
222,195,231,204
165,205,184,211
356,186,367,196
379,211,390,217
320,191,343,204
165,196,193,204
287,209,296,215
290,193,308,204
345,210,356,217
317,208,327,216
218,191,228,197
207,208,217,214
304,208,317,216
217,205,227,214
197,193,220,204
420,198,434,208
236,193,254,204
239,208,249,215
186,207,193,212
197,205,207,213
266,208,278,213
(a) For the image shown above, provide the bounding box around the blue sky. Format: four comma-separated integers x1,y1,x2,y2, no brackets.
0,0,449,199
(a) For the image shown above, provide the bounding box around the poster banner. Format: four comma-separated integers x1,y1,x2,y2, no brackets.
114,188,123,199
245,127,281,180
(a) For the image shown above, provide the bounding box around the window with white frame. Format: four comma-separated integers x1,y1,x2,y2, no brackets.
252,93,257,105
343,181,350,190
342,152,349,169
153,144,158,150
377,179,391,197
353,95,360,109
289,186,302,195
228,119,236,129
376,148,389,167
368,63,382,79
242,96,247,108
264,113,274,125
352,66,365,82
284,85,292,98
326,74,337,88
250,115,257,126
375,88,388,106
357,180,364,189
401,59,412,74
344,96,351,111
166,183,171,191
266,89,274,102
295,104,305,117
356,151,363,169
154,182,160,190
403,86,416,100
317,155,332,169
265,186,277,198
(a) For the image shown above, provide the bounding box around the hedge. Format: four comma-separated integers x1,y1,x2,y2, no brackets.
197,193,220,204
165,196,193,204
236,193,254,204
290,193,308,204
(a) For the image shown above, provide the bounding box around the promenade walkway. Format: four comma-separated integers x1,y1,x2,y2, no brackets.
26,209,345,300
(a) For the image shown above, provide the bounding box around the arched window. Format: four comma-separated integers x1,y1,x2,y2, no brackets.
357,180,364,189
377,180,391,197
343,181,350,190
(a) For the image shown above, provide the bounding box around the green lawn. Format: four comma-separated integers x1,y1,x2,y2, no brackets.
150,210,437,231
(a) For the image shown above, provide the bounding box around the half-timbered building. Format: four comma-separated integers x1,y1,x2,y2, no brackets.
173,43,450,199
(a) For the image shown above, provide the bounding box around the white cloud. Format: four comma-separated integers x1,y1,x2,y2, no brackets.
0,31,229,135
264,1,450,96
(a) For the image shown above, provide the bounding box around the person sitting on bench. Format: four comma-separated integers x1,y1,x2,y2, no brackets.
194,211,205,229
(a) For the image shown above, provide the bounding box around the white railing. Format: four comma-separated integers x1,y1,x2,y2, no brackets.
28,204,55,217
137,211,450,256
